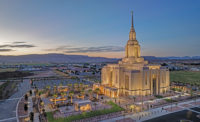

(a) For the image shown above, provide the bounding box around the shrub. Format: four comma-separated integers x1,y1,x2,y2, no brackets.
155,95,163,99
164,98,177,103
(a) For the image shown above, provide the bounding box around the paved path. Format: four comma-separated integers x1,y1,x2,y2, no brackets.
101,99,200,122
0,98,20,102
0,79,30,122
34,113,40,122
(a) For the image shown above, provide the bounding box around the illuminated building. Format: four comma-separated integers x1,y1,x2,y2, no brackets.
94,12,170,98
74,100,92,111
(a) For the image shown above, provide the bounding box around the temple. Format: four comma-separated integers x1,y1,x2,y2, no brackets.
93,12,170,98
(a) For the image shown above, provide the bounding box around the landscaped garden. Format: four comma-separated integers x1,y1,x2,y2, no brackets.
46,101,124,122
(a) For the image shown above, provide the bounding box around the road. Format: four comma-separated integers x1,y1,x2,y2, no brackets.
0,79,30,122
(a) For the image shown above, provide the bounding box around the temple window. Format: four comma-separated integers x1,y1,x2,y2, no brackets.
145,72,147,85
125,75,129,90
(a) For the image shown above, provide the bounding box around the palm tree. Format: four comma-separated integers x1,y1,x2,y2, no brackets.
46,85,51,96
67,84,72,90
133,96,136,102
61,92,66,103
69,91,74,104
53,85,57,93
88,89,93,99
74,83,78,91
79,83,84,90
46,85,50,90
53,94,57,104
61,92,66,98
85,85,89,89
95,88,100,99
80,90,85,100
59,83,63,87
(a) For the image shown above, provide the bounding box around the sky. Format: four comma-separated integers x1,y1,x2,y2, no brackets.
0,0,199,58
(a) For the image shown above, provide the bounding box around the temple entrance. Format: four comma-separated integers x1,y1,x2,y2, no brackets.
153,75,157,95
125,91,129,96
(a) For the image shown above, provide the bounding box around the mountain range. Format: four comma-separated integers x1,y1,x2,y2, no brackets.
0,54,200,63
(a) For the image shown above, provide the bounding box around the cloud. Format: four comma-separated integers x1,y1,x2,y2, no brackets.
12,41,26,44
0,49,13,52
9,44,35,48
0,43,36,48
46,46,124,53
45,46,72,51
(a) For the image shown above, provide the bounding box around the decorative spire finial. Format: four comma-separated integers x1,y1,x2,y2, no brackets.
131,11,133,28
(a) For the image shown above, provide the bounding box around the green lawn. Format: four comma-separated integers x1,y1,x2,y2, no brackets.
0,68,17,73
47,101,124,122
170,71,200,85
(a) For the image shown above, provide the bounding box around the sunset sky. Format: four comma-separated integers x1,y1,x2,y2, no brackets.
0,0,199,58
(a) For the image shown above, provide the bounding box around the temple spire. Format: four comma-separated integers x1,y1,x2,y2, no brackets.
131,11,134,28
129,11,136,40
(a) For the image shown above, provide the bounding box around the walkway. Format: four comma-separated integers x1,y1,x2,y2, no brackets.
0,79,31,122
101,98,200,122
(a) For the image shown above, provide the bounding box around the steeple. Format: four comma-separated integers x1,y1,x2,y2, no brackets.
125,11,141,59
131,11,134,31
129,11,136,41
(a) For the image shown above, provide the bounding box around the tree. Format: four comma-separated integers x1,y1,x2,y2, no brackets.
29,112,34,121
61,92,66,103
69,91,74,104
40,101,44,107
61,92,66,98
46,85,50,90
25,94,28,101
53,94,58,104
80,90,85,100
44,112,47,119
74,83,78,91
67,84,72,90
95,88,100,99
85,85,89,89
79,83,84,91
24,104,28,111
29,90,32,96
53,85,57,93
93,102,97,110
59,83,63,87
133,96,136,102
46,85,51,97
88,89,93,99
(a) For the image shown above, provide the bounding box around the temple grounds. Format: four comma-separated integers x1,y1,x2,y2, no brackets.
26,77,200,122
